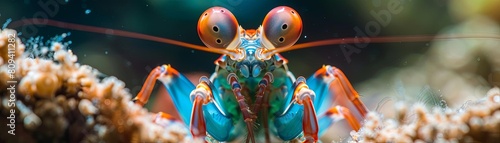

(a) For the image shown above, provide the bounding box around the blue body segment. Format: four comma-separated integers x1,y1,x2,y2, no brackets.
160,65,340,141
203,102,233,141
306,71,341,136
274,103,304,140
307,74,334,116
160,71,195,126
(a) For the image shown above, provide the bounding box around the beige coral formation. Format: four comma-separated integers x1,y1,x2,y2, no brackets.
350,87,500,142
0,28,189,143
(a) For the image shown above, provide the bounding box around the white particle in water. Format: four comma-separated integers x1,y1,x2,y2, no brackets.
85,9,91,15
105,51,108,54
304,35,307,38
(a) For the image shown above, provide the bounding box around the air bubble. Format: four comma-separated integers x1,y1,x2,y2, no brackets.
85,9,91,15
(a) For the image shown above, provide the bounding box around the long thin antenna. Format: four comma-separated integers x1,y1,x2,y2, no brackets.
8,18,231,55
266,34,500,56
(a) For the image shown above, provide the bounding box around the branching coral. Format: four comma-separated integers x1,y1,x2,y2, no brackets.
350,87,500,143
0,29,189,143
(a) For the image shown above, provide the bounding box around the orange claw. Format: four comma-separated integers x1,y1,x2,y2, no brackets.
325,106,360,131
294,80,319,143
301,96,319,143
320,65,368,118
190,96,207,140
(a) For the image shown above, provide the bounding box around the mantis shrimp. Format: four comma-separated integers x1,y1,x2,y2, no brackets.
10,5,500,143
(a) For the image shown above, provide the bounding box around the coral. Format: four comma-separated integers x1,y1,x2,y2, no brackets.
0,29,189,143
350,87,500,143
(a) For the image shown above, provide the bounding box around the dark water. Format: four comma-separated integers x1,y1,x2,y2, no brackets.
0,0,454,94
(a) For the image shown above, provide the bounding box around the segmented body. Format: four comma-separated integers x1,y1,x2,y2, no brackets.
213,44,291,141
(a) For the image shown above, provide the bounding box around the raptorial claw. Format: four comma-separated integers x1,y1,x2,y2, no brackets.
189,77,215,140
293,78,319,143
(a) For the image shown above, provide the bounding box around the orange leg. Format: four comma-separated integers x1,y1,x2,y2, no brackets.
326,66,368,118
188,78,217,141
309,65,368,136
132,65,217,141
132,66,166,107
190,95,207,140
293,79,319,143
132,65,188,130
311,65,368,121
322,106,360,131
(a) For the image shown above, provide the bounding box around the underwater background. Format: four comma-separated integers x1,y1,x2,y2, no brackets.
1,0,500,142
1,0,470,91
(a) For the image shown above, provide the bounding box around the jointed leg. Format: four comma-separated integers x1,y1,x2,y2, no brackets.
251,72,273,116
132,65,234,142
251,72,273,143
274,77,319,143
317,105,360,136
193,77,233,141
227,73,257,143
293,77,319,143
132,65,184,127
133,66,166,106
306,65,368,136
308,65,368,123
325,66,368,117
132,65,195,125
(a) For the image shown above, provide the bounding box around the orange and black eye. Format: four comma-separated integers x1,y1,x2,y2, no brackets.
197,7,240,49
261,6,303,49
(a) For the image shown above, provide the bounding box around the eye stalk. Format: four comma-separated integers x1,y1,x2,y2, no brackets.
261,6,303,49
197,7,240,49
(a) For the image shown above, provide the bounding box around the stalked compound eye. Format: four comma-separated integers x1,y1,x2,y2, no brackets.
198,7,240,49
261,6,302,49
